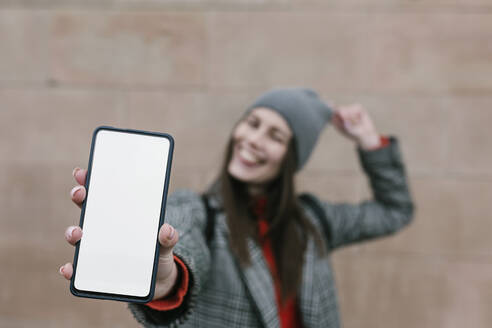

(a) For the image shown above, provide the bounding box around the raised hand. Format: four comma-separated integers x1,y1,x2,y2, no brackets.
332,104,381,150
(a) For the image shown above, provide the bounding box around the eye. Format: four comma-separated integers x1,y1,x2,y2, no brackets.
246,116,259,128
270,132,286,144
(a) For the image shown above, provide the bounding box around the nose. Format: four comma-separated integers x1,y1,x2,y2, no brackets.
245,128,264,149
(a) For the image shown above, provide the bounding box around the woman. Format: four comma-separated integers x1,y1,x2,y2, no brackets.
60,88,414,328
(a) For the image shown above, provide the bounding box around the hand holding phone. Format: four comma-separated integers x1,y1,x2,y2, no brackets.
60,127,177,303
60,211,180,301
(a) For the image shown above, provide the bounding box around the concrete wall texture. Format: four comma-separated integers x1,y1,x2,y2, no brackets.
1,1,491,327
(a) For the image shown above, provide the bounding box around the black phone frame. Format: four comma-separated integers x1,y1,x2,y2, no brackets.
69,125,174,303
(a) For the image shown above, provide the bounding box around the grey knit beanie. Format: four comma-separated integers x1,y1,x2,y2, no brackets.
246,87,333,170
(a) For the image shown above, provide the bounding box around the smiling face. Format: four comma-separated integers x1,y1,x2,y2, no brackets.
227,107,293,191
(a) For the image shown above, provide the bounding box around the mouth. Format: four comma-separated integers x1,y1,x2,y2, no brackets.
236,145,265,167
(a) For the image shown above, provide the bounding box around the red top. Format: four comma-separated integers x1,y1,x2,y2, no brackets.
146,136,390,324
255,197,304,328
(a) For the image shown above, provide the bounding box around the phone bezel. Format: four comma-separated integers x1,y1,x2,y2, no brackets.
69,126,174,303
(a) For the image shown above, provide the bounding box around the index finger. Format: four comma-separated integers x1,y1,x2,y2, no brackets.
73,168,87,186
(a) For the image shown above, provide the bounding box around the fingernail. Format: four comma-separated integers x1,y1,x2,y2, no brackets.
65,226,76,240
72,167,80,178
168,226,175,240
59,265,65,275
70,185,83,198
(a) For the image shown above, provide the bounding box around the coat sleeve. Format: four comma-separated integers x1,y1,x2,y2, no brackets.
128,189,211,328
316,137,415,250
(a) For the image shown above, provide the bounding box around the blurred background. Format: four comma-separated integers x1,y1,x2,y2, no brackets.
1,0,491,327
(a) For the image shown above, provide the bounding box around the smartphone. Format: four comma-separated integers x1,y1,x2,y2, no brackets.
70,126,174,303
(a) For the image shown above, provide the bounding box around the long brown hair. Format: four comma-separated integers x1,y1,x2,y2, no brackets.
210,129,326,304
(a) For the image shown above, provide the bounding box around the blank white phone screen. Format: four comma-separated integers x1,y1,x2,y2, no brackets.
74,130,170,297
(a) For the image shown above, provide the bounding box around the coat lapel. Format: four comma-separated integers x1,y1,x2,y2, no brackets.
298,238,320,328
208,190,279,328
238,238,280,328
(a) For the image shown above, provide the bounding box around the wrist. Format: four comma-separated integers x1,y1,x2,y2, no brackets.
357,132,381,151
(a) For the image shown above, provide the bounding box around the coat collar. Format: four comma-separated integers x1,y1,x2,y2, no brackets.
236,237,320,328
208,183,320,327
240,238,280,328
207,185,280,327
298,238,320,327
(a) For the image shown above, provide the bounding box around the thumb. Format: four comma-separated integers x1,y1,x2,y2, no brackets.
155,224,179,288
158,223,179,257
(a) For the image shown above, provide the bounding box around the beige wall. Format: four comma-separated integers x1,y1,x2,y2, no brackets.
1,1,491,327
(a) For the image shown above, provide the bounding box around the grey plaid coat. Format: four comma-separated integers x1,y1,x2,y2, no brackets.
128,137,414,328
